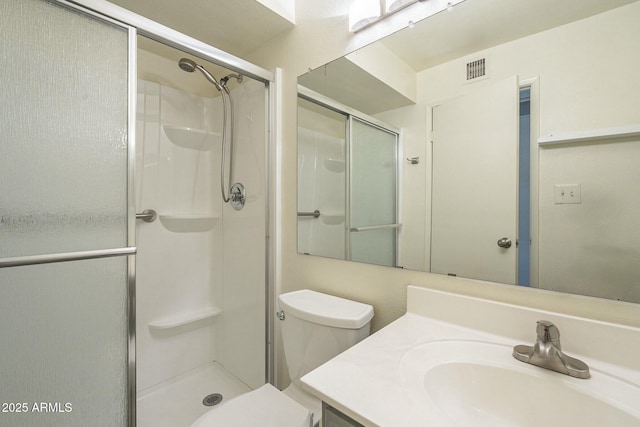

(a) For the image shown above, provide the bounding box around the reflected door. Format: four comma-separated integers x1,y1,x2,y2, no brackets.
0,1,133,426
431,76,519,284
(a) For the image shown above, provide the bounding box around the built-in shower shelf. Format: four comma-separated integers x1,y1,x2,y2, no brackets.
159,214,218,232
321,212,345,225
163,125,220,151
323,158,345,173
538,124,640,146
148,307,221,331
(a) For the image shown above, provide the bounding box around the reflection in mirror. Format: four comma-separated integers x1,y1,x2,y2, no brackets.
297,97,347,260
297,91,400,266
297,0,640,303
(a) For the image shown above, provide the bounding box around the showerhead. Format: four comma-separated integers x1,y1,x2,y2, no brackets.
178,58,197,73
178,57,224,92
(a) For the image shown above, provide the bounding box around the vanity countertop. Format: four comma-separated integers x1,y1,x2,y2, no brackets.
300,286,640,427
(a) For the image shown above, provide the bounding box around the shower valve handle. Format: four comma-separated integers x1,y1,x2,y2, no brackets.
229,183,246,211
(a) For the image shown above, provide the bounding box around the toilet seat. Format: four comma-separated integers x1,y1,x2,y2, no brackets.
191,384,312,427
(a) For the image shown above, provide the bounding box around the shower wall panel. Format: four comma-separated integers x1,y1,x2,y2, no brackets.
136,75,268,392
217,79,268,389
135,80,222,392
297,127,346,259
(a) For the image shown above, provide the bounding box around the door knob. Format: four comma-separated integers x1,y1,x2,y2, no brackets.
497,237,512,248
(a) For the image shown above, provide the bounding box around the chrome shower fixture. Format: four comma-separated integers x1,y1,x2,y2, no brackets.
177,57,246,210
221,73,243,84
224,73,243,82
178,57,224,92
177,57,196,72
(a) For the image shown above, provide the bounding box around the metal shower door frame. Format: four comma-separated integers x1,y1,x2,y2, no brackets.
297,86,401,267
0,1,138,425
26,0,275,425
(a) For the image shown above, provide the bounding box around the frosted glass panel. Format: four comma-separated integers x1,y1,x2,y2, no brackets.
350,228,396,267
350,119,397,227
349,118,397,266
0,257,128,427
0,0,129,258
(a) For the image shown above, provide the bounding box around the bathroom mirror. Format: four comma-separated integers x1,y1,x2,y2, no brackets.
297,0,640,303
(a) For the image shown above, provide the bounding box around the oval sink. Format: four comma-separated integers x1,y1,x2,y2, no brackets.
399,340,640,427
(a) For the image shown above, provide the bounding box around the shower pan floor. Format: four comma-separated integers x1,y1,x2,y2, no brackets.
136,361,251,427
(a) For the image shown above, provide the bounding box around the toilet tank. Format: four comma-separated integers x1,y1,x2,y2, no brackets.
279,290,374,383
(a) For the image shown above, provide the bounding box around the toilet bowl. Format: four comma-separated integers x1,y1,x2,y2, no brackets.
191,289,374,427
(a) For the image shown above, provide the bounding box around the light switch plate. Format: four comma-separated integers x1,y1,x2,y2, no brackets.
554,184,581,204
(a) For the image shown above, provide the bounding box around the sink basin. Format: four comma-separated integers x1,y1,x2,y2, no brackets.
399,340,640,427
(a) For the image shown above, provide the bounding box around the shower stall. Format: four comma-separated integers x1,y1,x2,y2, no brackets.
135,40,270,427
0,1,276,426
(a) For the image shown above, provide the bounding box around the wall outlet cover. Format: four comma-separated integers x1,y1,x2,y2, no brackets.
554,184,582,204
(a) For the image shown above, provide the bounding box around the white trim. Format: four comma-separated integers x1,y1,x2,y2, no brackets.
538,124,640,146
269,68,283,388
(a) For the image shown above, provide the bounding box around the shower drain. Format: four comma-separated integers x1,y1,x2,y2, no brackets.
202,393,223,407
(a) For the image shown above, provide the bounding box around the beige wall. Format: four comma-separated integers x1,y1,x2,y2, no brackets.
245,0,640,384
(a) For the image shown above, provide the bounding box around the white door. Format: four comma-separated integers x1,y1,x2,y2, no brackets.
431,76,519,284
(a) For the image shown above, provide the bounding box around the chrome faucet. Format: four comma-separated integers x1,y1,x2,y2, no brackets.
512,320,590,379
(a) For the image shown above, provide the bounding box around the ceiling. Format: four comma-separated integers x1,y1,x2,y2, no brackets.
107,0,637,68
298,56,414,115
299,0,637,115
106,0,637,114
108,0,294,58
381,0,637,72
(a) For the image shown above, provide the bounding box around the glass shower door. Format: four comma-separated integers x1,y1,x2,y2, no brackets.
348,118,399,267
0,1,134,426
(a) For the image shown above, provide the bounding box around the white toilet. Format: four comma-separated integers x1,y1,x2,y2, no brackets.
191,289,374,427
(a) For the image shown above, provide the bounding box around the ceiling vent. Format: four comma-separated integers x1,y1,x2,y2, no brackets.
465,57,488,82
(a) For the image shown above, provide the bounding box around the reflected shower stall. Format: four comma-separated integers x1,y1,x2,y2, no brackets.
297,90,400,267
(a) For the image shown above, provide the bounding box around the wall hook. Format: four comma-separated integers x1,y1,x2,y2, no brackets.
406,156,420,164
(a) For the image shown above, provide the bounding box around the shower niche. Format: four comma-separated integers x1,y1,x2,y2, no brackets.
163,125,219,151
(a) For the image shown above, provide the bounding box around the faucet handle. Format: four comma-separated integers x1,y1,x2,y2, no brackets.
536,320,561,345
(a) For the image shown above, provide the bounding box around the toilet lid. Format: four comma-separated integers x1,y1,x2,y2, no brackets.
191,384,312,427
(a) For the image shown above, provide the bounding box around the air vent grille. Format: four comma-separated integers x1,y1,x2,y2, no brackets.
466,58,486,81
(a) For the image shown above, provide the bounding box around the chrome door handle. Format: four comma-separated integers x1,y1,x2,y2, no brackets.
136,209,157,223
497,237,512,248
